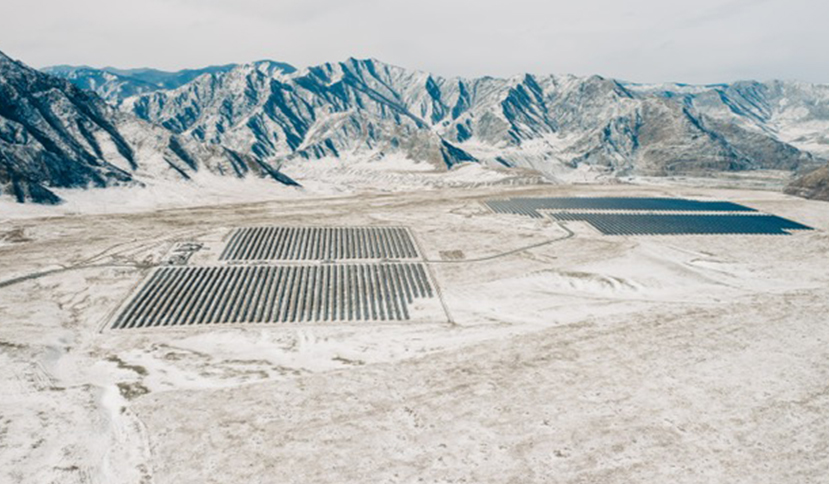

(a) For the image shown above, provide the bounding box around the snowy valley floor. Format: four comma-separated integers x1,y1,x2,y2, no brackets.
1,183,829,483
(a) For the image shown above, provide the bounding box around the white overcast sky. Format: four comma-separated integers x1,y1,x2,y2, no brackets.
2,0,827,83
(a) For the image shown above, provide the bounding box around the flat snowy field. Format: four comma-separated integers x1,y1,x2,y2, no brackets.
2,182,828,483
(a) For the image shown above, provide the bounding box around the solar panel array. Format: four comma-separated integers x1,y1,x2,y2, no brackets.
548,213,813,235
485,197,757,219
220,227,419,261
485,196,813,235
112,263,434,329
485,199,545,218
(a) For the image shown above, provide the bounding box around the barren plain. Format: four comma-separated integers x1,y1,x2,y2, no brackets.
2,183,828,483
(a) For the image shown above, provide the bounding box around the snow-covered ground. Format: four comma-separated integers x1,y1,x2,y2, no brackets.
1,183,828,483
0,158,542,221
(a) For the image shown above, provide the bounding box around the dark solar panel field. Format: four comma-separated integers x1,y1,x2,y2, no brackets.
485,196,813,235
548,213,814,235
220,227,419,261
112,263,435,329
485,197,757,218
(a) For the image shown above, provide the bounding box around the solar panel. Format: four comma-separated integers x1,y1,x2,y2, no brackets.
220,227,419,261
112,263,435,329
485,197,757,218
547,213,813,235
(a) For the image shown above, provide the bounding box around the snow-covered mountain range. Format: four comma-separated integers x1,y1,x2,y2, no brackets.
0,51,297,204
55,58,829,176
4,49,829,204
40,62,296,106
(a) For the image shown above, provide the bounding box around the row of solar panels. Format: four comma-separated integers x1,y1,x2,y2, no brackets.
548,213,813,235
485,197,757,219
113,263,435,329
485,197,813,235
220,226,419,261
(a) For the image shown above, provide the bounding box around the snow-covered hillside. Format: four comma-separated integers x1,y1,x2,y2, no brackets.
41,62,295,105
0,51,297,204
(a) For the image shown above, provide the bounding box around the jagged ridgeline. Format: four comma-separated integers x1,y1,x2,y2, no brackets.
52,58,829,184
0,51,297,204
4,49,829,204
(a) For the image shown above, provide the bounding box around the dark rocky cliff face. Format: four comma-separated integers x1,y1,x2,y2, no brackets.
786,164,829,201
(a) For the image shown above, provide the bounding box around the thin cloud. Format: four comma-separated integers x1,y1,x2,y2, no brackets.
682,0,774,28
1,0,827,84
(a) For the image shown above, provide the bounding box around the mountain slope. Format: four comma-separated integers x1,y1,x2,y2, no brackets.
123,59,481,169
42,61,296,106
39,66,160,106
786,163,829,201
1,51,297,204
112,58,824,178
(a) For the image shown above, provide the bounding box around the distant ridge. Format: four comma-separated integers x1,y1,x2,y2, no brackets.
41,61,296,104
